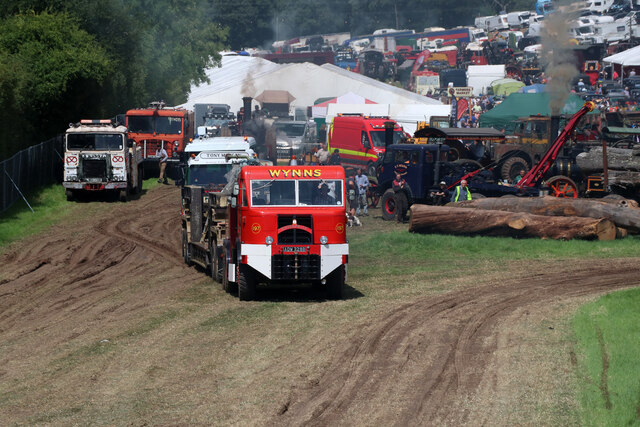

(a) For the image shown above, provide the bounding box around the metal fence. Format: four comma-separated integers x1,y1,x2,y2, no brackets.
1,136,64,213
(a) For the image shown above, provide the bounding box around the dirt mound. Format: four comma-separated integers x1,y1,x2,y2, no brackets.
277,262,639,426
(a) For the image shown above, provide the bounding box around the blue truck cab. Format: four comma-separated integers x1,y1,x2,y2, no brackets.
377,143,537,220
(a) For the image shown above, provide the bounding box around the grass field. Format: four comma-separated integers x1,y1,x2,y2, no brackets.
572,287,640,426
2,184,640,424
0,178,164,249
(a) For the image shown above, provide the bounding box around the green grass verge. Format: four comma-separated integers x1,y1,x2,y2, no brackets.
0,178,163,249
572,287,640,426
0,184,74,248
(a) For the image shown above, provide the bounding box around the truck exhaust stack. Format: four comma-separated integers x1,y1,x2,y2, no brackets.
242,97,253,122
550,116,560,144
384,121,395,147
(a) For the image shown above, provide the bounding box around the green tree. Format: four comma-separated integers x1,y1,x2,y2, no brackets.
0,11,111,159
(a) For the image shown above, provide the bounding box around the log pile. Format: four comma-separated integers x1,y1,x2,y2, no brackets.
454,196,640,233
409,205,616,240
576,147,640,188
408,196,640,240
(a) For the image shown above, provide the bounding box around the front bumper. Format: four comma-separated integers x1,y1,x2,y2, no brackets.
63,182,127,190
241,243,348,280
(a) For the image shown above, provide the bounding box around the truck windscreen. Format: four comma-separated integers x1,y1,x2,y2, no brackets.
369,130,405,147
127,116,183,134
67,134,123,151
251,179,343,206
275,123,306,137
187,164,233,186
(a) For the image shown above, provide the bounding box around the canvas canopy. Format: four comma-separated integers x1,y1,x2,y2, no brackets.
490,78,525,96
254,90,295,104
603,45,640,66
479,93,595,133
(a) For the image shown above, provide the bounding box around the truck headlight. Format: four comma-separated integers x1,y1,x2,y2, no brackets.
320,236,328,245
265,236,273,245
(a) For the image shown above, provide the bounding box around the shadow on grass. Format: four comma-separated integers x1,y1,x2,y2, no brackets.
238,282,364,303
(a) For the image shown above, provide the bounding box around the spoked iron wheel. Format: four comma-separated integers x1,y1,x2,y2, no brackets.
546,175,579,198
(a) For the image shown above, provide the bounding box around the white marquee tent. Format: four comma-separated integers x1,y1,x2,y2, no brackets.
603,45,640,66
179,54,442,113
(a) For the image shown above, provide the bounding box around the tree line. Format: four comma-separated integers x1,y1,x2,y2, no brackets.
0,0,226,159
0,0,533,160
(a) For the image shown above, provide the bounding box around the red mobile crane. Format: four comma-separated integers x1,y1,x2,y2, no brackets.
516,101,596,198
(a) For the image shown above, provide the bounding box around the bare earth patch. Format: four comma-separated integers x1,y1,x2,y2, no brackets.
1,185,638,425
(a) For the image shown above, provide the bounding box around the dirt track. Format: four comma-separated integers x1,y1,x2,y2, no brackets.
1,185,638,424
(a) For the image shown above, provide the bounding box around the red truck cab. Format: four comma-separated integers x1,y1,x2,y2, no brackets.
327,114,405,175
226,166,349,300
125,101,194,162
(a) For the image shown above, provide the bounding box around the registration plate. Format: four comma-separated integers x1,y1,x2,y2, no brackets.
281,246,308,253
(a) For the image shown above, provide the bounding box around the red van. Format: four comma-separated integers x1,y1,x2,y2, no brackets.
327,114,405,176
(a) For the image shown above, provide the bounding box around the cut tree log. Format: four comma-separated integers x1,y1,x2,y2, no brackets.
576,147,640,173
453,196,640,233
409,205,616,240
606,170,640,188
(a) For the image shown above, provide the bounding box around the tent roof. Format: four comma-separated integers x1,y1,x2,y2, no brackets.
478,93,592,132
491,78,525,96
314,92,377,108
254,90,295,104
603,45,640,66
180,55,442,113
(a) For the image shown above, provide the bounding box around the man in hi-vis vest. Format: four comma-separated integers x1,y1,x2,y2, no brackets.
451,179,472,202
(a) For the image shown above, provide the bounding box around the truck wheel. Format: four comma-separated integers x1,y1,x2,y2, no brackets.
238,264,256,301
501,156,528,182
210,244,223,283
135,167,143,194
66,190,75,202
222,245,237,293
381,189,397,221
182,230,192,266
119,187,129,202
326,265,345,300
367,162,377,178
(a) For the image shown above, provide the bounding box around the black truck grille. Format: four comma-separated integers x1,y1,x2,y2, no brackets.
82,159,107,179
272,254,320,280
277,215,313,244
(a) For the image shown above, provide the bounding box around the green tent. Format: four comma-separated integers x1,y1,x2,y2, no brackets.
479,93,597,133
490,78,525,96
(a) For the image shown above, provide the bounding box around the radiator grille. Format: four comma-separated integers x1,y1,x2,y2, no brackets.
272,254,320,280
82,159,107,180
277,215,313,244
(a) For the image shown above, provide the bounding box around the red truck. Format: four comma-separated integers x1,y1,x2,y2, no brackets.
126,101,194,162
327,114,405,176
181,165,349,300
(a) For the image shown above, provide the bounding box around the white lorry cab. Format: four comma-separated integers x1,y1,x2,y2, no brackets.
182,136,259,190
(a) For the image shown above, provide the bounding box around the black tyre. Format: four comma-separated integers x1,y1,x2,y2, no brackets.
66,190,75,202
238,264,256,301
500,156,529,182
326,265,345,300
119,187,129,202
182,230,192,266
367,162,377,178
453,158,482,175
381,189,397,221
211,244,223,284
222,245,237,293
135,167,143,194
